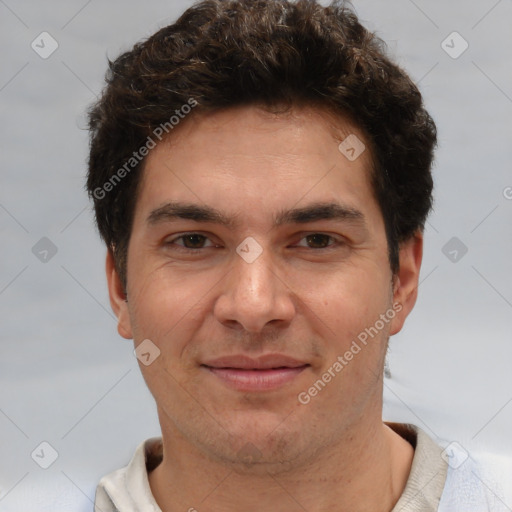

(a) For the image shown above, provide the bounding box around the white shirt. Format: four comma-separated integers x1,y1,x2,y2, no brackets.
94,423,509,512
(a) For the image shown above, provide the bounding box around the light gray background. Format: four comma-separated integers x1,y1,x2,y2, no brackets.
1,0,511,510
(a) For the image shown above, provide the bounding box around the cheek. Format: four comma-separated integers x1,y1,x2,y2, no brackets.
296,264,390,340
127,263,230,365
127,243,392,354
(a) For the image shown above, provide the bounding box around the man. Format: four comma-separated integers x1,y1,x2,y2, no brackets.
87,1,504,510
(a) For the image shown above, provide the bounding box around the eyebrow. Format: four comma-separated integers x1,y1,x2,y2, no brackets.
146,200,367,230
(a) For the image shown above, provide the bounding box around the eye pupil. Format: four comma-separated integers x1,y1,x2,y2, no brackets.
183,234,206,248
306,234,330,248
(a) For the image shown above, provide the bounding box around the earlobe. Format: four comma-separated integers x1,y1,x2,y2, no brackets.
389,232,423,336
105,249,133,340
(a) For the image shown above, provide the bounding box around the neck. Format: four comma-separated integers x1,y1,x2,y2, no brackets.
149,417,414,512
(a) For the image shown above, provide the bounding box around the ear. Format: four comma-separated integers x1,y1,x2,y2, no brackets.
106,249,133,339
389,231,423,336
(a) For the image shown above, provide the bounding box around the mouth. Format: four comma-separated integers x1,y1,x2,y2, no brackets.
201,354,310,392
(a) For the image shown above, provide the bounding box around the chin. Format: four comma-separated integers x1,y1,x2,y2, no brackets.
210,418,306,470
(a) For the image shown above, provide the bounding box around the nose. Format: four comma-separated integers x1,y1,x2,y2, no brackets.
213,242,296,333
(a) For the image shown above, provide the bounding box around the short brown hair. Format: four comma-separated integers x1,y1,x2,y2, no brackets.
86,0,436,290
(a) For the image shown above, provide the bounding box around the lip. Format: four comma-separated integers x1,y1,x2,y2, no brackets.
202,354,308,370
201,354,310,392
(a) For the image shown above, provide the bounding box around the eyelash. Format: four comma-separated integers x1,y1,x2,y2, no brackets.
165,232,344,253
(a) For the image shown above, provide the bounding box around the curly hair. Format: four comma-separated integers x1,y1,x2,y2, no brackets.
86,0,436,290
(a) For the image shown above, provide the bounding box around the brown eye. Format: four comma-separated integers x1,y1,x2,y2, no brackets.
166,233,216,252
180,234,208,249
295,233,339,249
304,234,332,248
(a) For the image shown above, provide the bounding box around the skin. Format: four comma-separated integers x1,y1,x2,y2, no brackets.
106,105,423,512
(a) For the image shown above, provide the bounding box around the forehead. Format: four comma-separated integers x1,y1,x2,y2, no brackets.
134,104,380,230
146,104,373,168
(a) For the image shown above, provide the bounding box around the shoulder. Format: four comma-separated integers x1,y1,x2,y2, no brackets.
94,437,163,512
388,423,511,512
439,448,512,512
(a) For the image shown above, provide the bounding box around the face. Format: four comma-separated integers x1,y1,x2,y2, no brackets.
107,105,421,473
